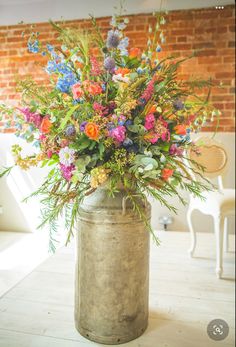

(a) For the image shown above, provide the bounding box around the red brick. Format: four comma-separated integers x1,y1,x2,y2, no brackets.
0,4,234,133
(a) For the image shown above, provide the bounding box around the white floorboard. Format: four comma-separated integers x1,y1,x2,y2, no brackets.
0,231,235,347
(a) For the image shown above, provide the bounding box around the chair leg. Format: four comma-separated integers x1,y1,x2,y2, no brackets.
187,208,196,257
214,215,224,279
223,217,229,252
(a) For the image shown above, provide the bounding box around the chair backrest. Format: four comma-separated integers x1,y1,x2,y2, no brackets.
189,136,228,189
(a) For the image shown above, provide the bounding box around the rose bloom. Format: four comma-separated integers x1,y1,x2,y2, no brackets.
115,67,130,76
83,81,102,96
129,47,141,58
161,168,174,181
40,117,52,134
85,122,99,140
174,124,187,135
72,83,84,99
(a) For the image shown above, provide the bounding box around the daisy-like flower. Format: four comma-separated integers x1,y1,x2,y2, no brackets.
59,146,75,167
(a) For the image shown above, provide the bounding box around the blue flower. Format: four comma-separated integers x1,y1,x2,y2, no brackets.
137,67,144,74
28,40,39,53
56,72,78,93
156,45,162,52
125,119,133,126
118,37,129,50
46,44,54,52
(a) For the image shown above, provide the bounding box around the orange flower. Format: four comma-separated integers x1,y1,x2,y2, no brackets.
85,122,99,140
115,67,130,76
129,47,141,58
149,104,157,113
174,124,187,135
83,81,102,96
40,117,52,134
161,168,174,181
72,83,84,99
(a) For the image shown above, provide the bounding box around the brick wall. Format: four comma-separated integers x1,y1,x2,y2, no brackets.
0,5,235,132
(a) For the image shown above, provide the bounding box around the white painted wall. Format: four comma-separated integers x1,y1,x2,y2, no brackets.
0,0,234,26
0,132,235,234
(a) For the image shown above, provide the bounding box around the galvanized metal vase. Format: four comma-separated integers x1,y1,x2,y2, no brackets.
75,186,151,344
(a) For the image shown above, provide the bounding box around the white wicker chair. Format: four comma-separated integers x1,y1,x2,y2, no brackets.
187,137,235,278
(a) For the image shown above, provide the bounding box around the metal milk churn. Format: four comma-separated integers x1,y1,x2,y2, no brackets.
75,186,151,344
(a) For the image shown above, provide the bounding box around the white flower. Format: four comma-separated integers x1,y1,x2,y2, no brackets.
59,146,75,167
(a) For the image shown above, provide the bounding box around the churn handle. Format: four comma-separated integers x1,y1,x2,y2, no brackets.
122,195,148,215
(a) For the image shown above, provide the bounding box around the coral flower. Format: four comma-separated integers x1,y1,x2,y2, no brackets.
115,67,130,76
40,117,52,134
85,122,99,140
129,47,141,58
83,81,103,96
161,168,174,181
72,83,84,99
175,124,187,135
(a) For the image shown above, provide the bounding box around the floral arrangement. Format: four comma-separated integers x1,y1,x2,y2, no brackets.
0,9,220,250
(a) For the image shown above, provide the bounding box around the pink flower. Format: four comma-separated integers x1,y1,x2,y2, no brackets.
72,83,84,99
47,150,53,158
90,56,102,76
93,102,108,116
140,77,156,103
60,163,75,181
144,113,155,130
109,125,126,143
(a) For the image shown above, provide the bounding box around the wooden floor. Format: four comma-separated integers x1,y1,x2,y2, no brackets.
0,231,235,347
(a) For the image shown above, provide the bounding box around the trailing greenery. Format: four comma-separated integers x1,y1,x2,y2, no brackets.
0,9,221,251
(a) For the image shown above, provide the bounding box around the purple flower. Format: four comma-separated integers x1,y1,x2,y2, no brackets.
104,57,116,72
173,99,184,110
18,107,42,128
109,125,126,143
169,144,184,156
107,30,120,48
65,124,76,136
60,163,75,181
125,119,133,126
80,121,87,132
